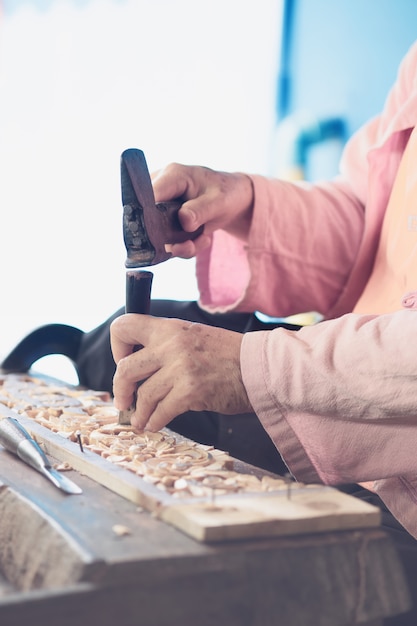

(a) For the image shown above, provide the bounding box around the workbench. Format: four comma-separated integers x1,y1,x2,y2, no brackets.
0,439,411,626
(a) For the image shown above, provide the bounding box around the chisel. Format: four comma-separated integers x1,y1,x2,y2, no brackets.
0,416,82,494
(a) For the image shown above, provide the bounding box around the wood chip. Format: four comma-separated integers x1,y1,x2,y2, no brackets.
112,524,131,536
54,462,73,472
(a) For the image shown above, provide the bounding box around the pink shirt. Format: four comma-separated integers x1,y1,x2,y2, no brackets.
354,125,417,314
196,41,417,538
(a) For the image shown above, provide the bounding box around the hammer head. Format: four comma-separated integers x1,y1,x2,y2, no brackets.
121,149,203,268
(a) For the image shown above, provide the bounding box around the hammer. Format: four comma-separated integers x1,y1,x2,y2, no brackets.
117,149,203,424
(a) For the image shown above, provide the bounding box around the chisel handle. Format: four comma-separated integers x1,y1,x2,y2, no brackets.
125,269,153,314
118,270,153,424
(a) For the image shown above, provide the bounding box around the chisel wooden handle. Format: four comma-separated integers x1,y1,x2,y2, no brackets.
118,270,153,425
125,269,153,315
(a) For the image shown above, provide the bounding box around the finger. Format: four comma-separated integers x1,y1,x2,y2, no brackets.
138,390,181,432
177,196,217,233
152,165,213,229
112,357,138,410
132,381,190,433
130,357,198,431
112,343,160,410
166,233,212,259
110,313,150,363
151,164,188,203
111,356,143,411
130,371,176,431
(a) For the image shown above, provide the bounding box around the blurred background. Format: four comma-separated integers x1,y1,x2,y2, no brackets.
0,0,417,382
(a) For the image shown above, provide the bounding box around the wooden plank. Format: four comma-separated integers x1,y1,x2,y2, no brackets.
0,376,381,542
160,488,380,542
0,446,410,625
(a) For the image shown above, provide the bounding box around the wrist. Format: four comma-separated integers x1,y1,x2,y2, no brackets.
228,172,254,241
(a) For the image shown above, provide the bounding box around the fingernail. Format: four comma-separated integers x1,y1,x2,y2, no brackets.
185,209,197,228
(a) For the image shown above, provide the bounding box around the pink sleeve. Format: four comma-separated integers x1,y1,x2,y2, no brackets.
196,41,417,319
241,309,417,485
196,175,365,318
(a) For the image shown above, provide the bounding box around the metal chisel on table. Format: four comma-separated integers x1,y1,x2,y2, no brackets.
0,416,82,494
117,149,203,425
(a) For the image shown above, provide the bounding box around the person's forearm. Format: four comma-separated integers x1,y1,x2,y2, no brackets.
241,309,417,484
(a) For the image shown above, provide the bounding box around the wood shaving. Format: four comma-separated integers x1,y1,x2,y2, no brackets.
53,462,73,472
112,524,131,537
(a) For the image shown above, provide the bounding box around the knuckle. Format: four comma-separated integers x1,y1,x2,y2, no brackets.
164,162,183,177
116,356,132,380
109,317,121,334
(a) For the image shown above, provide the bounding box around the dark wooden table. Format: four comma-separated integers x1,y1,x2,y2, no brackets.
0,445,411,626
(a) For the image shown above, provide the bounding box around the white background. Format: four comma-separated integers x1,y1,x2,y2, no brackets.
0,0,281,380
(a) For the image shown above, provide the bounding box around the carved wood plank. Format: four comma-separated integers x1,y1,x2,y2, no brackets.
0,375,380,542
